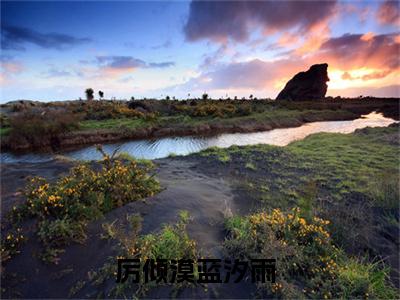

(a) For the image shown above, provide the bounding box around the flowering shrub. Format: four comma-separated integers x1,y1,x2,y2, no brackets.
1,228,25,263
224,207,396,299
12,149,160,263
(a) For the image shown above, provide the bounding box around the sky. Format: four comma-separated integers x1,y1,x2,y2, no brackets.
1,0,399,102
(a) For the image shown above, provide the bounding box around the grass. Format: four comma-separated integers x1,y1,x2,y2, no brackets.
0,127,11,136
0,100,362,147
197,126,399,209
85,211,198,298
79,118,148,131
195,125,399,294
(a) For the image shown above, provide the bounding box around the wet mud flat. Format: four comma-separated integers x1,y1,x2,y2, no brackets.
1,157,258,298
1,125,399,298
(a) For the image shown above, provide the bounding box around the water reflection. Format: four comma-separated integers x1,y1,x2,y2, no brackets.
1,112,396,163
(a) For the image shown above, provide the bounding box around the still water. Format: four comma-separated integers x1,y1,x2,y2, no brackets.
1,112,396,163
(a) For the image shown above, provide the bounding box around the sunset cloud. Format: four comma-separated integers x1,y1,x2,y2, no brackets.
170,30,400,98
184,0,337,43
316,32,400,71
377,0,400,25
1,1,399,101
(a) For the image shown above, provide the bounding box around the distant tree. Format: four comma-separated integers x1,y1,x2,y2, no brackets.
131,96,135,100
173,96,176,100
98,90,104,100
85,88,94,101
249,94,253,100
166,95,170,100
234,96,238,100
202,93,208,100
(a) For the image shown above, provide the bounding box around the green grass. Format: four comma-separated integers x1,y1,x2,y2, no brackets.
198,126,399,209
77,108,354,132
78,118,148,130
197,125,399,266
0,127,11,136
86,211,198,298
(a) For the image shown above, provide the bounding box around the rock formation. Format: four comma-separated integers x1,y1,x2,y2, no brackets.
276,63,329,101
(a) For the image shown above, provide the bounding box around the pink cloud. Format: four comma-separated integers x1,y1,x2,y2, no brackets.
184,1,337,43
377,0,400,25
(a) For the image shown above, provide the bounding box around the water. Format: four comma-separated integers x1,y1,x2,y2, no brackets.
1,112,396,163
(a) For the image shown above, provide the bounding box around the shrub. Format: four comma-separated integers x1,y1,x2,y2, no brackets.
0,228,25,263
73,101,143,120
224,207,397,299
12,147,160,263
8,110,80,148
0,113,9,128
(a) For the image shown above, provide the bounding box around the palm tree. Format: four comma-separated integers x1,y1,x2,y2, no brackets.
98,90,104,100
85,88,94,101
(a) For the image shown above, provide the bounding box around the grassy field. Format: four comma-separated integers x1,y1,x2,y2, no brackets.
1,98,397,151
193,125,399,298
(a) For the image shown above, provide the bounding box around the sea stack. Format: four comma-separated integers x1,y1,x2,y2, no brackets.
276,63,330,101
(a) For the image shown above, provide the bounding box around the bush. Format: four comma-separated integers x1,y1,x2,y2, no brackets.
224,207,397,299
8,110,80,148
12,147,160,263
0,228,25,263
72,101,143,120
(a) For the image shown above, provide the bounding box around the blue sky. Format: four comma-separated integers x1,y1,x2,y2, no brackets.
1,1,399,102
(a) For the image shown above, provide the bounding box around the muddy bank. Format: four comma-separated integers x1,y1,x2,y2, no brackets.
1,157,258,298
1,109,355,152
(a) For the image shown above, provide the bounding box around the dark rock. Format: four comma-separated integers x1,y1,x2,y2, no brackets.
276,63,329,101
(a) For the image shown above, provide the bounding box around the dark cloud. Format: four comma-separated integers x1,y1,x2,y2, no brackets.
97,56,147,69
96,56,174,71
184,1,337,42
1,25,91,51
148,61,175,68
377,0,400,25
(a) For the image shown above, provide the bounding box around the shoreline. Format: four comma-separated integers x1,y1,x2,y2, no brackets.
1,98,399,153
